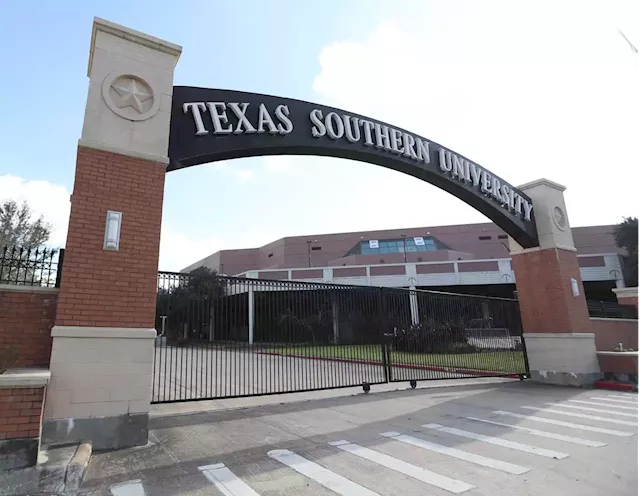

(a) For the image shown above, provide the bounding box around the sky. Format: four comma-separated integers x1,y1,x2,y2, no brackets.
0,0,638,271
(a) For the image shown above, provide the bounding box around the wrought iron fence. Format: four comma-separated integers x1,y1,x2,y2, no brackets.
0,245,65,288
587,300,638,319
153,270,528,403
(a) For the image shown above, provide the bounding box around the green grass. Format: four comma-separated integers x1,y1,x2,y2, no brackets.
261,344,526,374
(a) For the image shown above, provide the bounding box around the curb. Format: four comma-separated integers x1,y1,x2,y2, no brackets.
593,380,638,392
256,351,521,379
37,441,93,494
64,442,93,492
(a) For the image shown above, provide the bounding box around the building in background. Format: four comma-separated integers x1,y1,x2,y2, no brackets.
182,222,625,301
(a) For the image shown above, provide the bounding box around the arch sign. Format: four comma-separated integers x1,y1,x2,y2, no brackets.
168,87,538,248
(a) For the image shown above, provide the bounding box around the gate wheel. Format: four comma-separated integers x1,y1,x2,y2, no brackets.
410,380,417,389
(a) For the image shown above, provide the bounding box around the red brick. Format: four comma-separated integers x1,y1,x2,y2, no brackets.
0,291,56,367
55,146,165,328
513,248,591,334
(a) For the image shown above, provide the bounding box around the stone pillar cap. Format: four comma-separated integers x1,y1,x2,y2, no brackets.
517,178,566,192
88,17,182,77
613,287,638,297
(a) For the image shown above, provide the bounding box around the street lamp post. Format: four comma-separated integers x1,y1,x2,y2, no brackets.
400,234,407,263
306,239,318,267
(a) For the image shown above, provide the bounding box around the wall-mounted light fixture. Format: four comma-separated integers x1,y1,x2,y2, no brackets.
103,210,122,251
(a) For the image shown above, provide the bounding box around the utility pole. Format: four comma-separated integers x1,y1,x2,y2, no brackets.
306,239,318,267
400,234,408,264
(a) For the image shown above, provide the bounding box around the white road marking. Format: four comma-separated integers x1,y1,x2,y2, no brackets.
465,416,607,447
521,406,638,426
591,397,638,405
492,410,635,436
110,480,145,496
544,403,637,417
380,431,530,475
605,394,638,399
328,439,474,494
423,423,569,459
267,449,380,496
569,400,637,411
198,463,261,496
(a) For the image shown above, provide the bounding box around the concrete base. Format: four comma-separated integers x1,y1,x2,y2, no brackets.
41,413,148,451
0,437,39,470
524,332,603,387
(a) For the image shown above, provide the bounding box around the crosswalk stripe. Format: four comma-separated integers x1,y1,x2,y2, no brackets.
267,449,380,496
569,400,637,411
198,463,261,496
521,406,638,426
110,479,145,496
606,394,638,399
422,423,569,459
544,403,637,418
591,397,637,405
465,417,607,447
380,431,530,475
492,410,635,436
328,440,474,494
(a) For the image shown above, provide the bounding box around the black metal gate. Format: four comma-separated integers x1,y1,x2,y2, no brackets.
152,270,529,403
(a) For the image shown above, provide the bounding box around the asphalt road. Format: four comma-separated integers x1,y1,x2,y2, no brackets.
80,380,637,495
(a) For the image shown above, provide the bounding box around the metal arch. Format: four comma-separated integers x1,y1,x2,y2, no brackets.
168,87,540,249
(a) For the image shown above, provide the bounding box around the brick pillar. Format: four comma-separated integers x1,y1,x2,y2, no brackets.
42,18,181,450
510,179,601,386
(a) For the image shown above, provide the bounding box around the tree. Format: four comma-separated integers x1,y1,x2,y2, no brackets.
614,217,638,287
156,266,227,343
0,199,51,247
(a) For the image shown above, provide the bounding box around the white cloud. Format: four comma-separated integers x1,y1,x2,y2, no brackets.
0,175,70,247
159,223,223,272
306,3,639,228
209,160,256,183
263,156,293,174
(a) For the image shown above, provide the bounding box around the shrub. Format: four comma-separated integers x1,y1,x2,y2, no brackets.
393,321,468,353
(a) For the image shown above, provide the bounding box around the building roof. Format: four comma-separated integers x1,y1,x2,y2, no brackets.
182,222,621,276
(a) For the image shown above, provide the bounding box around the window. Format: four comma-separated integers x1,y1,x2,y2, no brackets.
311,246,321,251
478,236,492,240
344,235,450,256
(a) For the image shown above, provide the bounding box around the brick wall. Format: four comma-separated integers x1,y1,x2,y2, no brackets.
0,387,45,440
590,318,639,351
55,146,166,328
0,289,57,367
512,247,591,334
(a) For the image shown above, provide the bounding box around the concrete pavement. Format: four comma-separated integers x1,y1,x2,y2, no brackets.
80,380,637,495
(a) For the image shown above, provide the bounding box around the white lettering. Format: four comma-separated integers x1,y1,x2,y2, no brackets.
491,177,503,202
275,104,293,134
509,188,516,210
452,155,466,180
310,109,326,137
360,120,375,146
470,163,482,187
481,171,492,194
523,201,534,221
227,102,256,134
514,194,524,214
501,184,511,208
439,148,450,171
374,123,391,150
325,112,345,139
343,115,361,143
257,103,278,134
389,128,404,153
402,133,418,159
463,159,471,182
415,138,430,164
183,102,209,136
206,102,232,134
